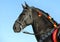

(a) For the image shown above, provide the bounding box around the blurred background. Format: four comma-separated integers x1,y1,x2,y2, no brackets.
0,0,60,42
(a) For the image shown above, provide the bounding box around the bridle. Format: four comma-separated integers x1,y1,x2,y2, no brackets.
16,20,24,30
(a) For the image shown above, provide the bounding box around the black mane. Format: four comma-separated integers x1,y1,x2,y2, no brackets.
31,6,58,25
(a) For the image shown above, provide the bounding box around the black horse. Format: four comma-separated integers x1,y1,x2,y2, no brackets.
13,3,60,42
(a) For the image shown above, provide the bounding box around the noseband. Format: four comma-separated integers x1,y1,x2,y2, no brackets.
16,20,24,30
15,12,32,30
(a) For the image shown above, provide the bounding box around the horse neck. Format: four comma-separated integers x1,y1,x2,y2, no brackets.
32,12,54,35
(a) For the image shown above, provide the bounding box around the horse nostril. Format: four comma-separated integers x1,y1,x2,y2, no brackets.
13,25,16,30
14,27,16,30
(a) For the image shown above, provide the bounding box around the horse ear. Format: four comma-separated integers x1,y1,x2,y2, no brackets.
22,4,26,9
25,2,29,8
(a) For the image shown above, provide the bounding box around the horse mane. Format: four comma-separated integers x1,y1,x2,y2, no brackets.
31,6,58,26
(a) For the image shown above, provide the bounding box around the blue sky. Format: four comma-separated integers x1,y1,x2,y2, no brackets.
0,0,60,42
